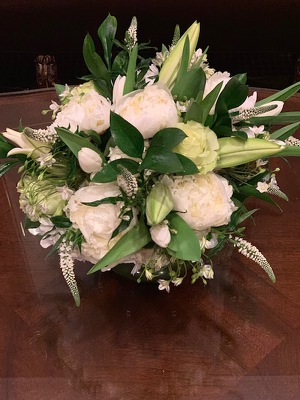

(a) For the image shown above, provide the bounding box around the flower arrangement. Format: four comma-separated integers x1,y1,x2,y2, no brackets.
1,15,300,306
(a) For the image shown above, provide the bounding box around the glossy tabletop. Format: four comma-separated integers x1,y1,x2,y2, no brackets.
0,89,300,400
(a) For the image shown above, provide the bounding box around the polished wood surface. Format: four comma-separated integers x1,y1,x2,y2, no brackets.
0,89,300,399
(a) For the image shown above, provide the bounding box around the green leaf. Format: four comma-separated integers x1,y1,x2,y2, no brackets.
214,77,248,122
23,217,40,230
184,100,203,123
255,81,300,106
200,81,223,125
111,210,133,239
173,35,190,84
214,124,248,139
84,130,102,146
110,112,144,158
166,213,201,261
139,146,183,173
50,216,72,228
276,145,300,157
172,67,206,102
175,153,199,174
82,196,122,207
238,185,280,209
83,34,111,84
234,73,248,84
235,208,258,225
270,122,300,140
56,127,102,158
54,84,67,98
93,78,112,99
247,112,300,126
92,158,140,183
87,218,151,273
97,14,117,70
18,120,23,132
150,128,187,149
123,43,138,95
0,160,19,177
0,138,13,157
111,50,128,77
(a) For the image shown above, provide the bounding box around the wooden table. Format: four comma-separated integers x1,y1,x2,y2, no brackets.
0,89,300,400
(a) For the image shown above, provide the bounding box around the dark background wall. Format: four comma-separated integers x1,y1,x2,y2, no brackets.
0,0,299,92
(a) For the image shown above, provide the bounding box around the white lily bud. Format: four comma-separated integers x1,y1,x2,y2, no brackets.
158,21,200,89
216,137,285,169
3,128,51,158
78,147,102,173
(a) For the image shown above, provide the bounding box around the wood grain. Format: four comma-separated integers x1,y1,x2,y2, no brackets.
0,89,299,399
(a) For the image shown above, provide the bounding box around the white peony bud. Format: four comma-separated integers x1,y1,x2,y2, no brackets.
78,147,102,173
150,223,171,248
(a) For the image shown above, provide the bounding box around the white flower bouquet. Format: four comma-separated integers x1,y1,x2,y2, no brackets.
1,15,300,305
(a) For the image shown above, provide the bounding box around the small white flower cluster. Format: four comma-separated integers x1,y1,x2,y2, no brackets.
59,238,80,306
189,49,215,77
24,126,58,143
125,16,138,51
158,275,184,293
285,136,300,146
144,64,159,85
56,185,74,201
36,153,56,167
152,50,170,68
58,84,72,102
117,168,138,199
256,176,288,200
232,236,276,282
158,261,214,293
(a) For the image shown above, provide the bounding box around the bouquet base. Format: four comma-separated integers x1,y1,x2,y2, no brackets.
112,263,174,283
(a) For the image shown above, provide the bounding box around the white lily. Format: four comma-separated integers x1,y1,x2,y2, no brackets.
216,137,285,169
158,21,200,89
112,75,126,106
2,128,51,158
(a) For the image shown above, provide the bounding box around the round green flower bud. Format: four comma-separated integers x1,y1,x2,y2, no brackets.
174,121,219,174
146,182,174,226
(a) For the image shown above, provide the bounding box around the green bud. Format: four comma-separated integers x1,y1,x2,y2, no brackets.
17,174,66,221
216,137,285,169
158,21,200,89
146,182,174,226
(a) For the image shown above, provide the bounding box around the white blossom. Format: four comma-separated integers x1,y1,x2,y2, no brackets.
161,172,236,231
158,279,170,293
66,183,137,264
114,84,178,139
78,147,103,173
150,224,171,248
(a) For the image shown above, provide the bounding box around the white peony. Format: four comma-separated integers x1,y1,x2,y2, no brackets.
112,75,126,105
161,172,236,231
66,183,137,263
52,89,111,135
114,84,179,139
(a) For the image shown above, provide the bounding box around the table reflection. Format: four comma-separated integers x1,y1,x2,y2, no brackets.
0,90,300,400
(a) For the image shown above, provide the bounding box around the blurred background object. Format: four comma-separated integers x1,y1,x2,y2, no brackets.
0,0,299,92
35,55,57,88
